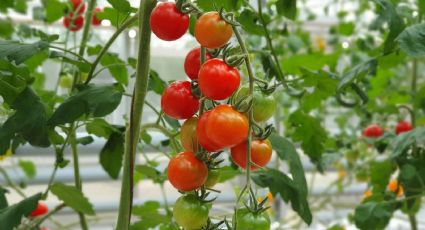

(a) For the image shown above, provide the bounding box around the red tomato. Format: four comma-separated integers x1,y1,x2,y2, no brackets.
63,14,85,32
205,105,248,148
194,12,233,48
92,7,102,26
231,139,272,170
180,117,199,152
196,111,224,152
184,47,212,80
161,81,200,120
198,59,240,100
167,151,208,191
30,202,49,217
70,0,86,15
150,2,189,41
395,121,412,135
363,124,383,138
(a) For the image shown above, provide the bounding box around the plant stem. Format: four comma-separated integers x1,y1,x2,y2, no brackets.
85,14,139,84
69,125,89,230
411,59,418,127
256,0,286,86
0,167,26,198
409,214,418,230
116,0,156,229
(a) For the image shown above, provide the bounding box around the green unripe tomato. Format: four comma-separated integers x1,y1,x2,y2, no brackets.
235,208,271,230
204,169,220,188
234,87,277,122
80,72,88,82
59,74,73,88
173,194,209,229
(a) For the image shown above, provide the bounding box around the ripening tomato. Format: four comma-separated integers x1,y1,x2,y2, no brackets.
388,180,404,197
150,2,189,41
234,87,277,122
30,202,48,217
196,110,224,152
198,59,240,100
180,117,199,152
395,121,412,135
59,74,73,88
235,208,271,230
63,14,84,32
92,7,102,26
363,124,383,138
70,0,86,15
184,47,212,80
173,194,209,229
161,81,200,120
205,105,249,148
194,12,233,48
167,151,208,191
231,139,272,170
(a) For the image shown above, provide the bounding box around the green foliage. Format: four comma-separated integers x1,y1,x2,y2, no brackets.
237,9,265,36
18,160,36,179
0,187,7,209
48,84,123,126
0,40,50,65
0,18,13,39
42,0,67,23
50,183,95,215
100,132,124,179
396,23,425,57
276,0,297,20
354,202,395,230
300,69,338,111
131,201,172,230
0,193,41,230
392,127,425,157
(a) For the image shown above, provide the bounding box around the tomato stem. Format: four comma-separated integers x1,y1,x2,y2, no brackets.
85,14,139,84
116,0,156,228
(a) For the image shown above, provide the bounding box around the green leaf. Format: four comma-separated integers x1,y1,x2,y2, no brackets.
237,9,264,36
337,59,377,91
217,166,241,183
392,127,425,157
370,160,394,192
100,52,128,85
354,202,395,230
269,133,308,195
49,51,91,72
0,187,8,209
148,70,167,95
14,0,27,13
372,0,405,54
338,22,355,36
276,0,297,20
48,84,123,126
0,40,50,65
97,7,131,28
252,168,312,225
50,183,95,215
395,23,425,58
400,164,416,180
43,0,67,23
0,0,13,13
281,52,340,75
100,132,124,179
289,110,327,163
86,118,116,138
0,18,13,39
18,160,36,179
0,193,41,230
135,165,166,184
107,0,136,14
131,201,171,230
195,0,243,11
300,70,337,111
0,87,50,154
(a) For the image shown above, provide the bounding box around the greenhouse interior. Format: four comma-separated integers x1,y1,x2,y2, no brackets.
1,0,425,229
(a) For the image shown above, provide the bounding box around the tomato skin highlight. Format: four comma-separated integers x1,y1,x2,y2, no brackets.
395,121,412,135
180,117,199,152
196,111,224,152
199,59,240,100
70,0,86,15
63,14,85,32
195,12,233,48
173,194,209,229
205,105,249,148
92,7,102,26
235,208,271,230
30,202,49,217
363,124,383,138
231,139,272,170
161,81,200,120
150,2,189,41
184,47,212,80
167,152,208,191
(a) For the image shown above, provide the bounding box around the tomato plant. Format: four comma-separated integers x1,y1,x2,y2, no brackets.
173,194,209,229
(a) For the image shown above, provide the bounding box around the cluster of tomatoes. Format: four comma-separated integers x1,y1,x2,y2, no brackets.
363,120,413,138
150,1,275,229
62,0,102,32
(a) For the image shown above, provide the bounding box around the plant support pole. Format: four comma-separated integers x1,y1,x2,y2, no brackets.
116,0,156,229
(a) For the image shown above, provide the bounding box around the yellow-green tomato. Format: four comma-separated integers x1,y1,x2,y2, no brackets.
59,74,73,88
180,117,198,152
204,169,220,188
235,87,277,122
173,194,209,229
80,72,88,82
